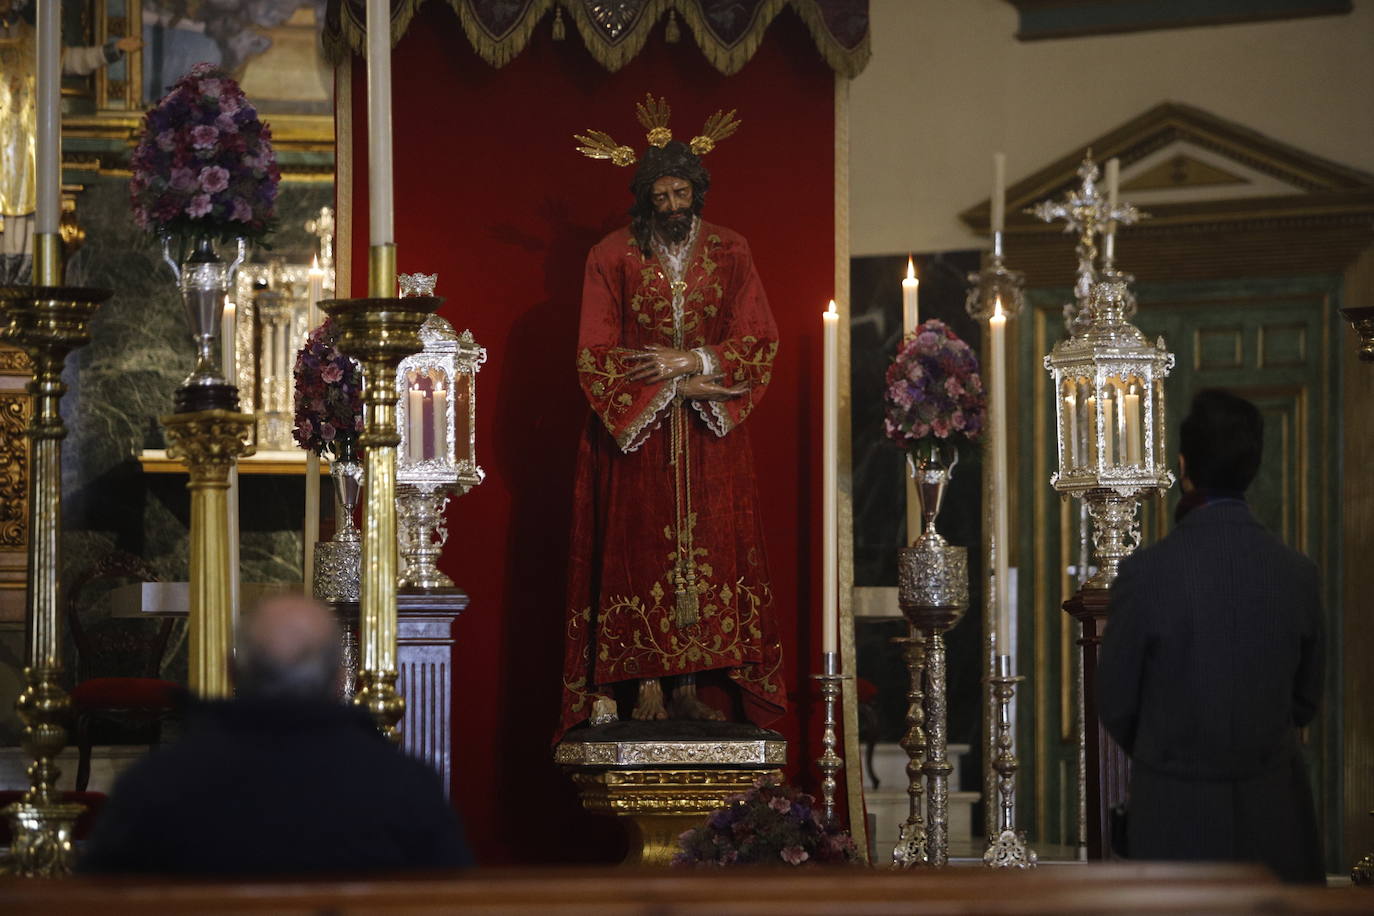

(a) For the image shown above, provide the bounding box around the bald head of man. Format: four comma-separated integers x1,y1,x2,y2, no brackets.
234,595,342,702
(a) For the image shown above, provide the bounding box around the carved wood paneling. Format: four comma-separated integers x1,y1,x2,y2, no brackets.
0,392,29,550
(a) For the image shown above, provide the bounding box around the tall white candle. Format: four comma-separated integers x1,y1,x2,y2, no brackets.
408,386,426,462
1104,157,1120,262
989,299,1011,654
304,452,320,590
991,152,1007,236
35,0,60,235
1086,396,1098,466
221,301,237,384
366,0,394,246
822,301,839,657
902,257,919,336
308,256,325,328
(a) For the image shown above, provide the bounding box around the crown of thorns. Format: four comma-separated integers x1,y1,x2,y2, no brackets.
574,94,741,167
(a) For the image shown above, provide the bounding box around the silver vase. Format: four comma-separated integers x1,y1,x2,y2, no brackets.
907,441,960,542
161,235,247,389
312,458,363,603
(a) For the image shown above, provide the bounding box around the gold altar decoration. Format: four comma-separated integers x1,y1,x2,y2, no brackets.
320,288,439,740
557,729,786,866
395,277,486,591
0,274,110,877
1342,306,1374,363
160,410,257,697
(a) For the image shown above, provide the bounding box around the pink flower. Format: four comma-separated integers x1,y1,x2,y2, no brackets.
769,796,791,813
220,92,241,115
932,418,951,437
951,410,967,430
186,194,212,218
320,363,343,384
230,198,252,222
199,166,230,193
199,78,222,98
944,376,962,397
215,113,239,134
170,167,197,192
156,130,176,152
191,125,219,149
320,421,336,441
780,846,809,866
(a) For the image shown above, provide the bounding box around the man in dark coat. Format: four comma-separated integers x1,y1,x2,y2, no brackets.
80,595,472,874
1098,389,1324,883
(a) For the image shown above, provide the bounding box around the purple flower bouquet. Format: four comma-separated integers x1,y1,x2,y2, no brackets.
130,63,279,245
293,320,363,462
884,319,987,456
673,777,859,867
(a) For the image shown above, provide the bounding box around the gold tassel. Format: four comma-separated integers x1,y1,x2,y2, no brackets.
665,10,680,44
675,572,699,627
552,7,566,41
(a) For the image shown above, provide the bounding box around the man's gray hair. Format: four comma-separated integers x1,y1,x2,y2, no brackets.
235,597,342,702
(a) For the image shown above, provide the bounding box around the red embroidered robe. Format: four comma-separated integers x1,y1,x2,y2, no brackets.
557,221,786,739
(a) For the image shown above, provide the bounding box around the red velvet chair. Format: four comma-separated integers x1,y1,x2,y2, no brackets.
65,551,181,792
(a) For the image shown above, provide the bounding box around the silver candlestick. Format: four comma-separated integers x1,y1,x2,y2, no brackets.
890,629,928,867
984,654,1037,868
813,651,846,826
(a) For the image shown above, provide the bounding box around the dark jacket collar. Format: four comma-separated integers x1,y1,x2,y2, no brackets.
1175,496,1257,531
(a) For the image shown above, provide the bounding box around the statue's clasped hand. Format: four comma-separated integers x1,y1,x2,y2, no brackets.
625,344,700,382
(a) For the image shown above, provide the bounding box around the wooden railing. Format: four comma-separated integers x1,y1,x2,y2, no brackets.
0,863,1366,914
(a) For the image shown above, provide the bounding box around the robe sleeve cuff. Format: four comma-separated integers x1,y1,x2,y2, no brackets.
617,376,679,453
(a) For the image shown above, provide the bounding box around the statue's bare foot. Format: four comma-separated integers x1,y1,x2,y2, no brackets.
632,678,668,720
670,683,726,721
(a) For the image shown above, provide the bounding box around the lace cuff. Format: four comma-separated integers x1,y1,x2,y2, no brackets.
618,376,679,453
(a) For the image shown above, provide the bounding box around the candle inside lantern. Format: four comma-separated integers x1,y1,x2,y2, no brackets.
307,256,325,328
1123,388,1142,465
1062,391,1077,467
432,382,448,462
822,301,839,658
408,384,426,463
1102,394,1115,466
1086,395,1098,466
902,257,919,336
989,297,1011,654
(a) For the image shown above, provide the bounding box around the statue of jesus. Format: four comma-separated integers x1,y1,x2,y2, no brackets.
557,98,786,738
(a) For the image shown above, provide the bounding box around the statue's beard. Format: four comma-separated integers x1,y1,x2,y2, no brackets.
654,208,693,244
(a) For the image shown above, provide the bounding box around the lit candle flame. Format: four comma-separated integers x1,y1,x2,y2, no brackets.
993,295,1004,320
905,256,917,283
826,299,838,317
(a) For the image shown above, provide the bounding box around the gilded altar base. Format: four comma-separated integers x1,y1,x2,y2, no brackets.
557,722,786,866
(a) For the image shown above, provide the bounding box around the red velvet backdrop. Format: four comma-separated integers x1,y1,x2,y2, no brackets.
345,3,835,864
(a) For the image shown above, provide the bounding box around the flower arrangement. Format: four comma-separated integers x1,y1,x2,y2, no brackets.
293,320,363,462
673,777,859,867
130,63,279,243
884,318,987,454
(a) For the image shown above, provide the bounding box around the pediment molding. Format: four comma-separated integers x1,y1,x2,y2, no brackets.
961,103,1374,284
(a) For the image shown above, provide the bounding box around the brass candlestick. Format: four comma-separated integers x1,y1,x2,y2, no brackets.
0,275,110,876
984,655,1037,868
319,291,439,740
161,410,256,696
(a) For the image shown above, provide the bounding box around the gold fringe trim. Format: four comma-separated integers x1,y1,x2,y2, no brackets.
326,0,870,77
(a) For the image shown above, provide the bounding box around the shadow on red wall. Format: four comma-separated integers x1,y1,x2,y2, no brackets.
346,3,835,864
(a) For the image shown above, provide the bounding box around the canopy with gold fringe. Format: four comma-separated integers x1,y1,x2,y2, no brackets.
323,0,871,77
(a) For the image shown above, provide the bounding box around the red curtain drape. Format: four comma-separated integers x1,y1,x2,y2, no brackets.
345,2,835,864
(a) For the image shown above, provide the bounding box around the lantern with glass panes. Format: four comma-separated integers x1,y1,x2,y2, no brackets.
1045,276,1173,589
394,312,486,591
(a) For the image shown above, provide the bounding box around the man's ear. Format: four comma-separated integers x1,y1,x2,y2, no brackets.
1178,453,1192,493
